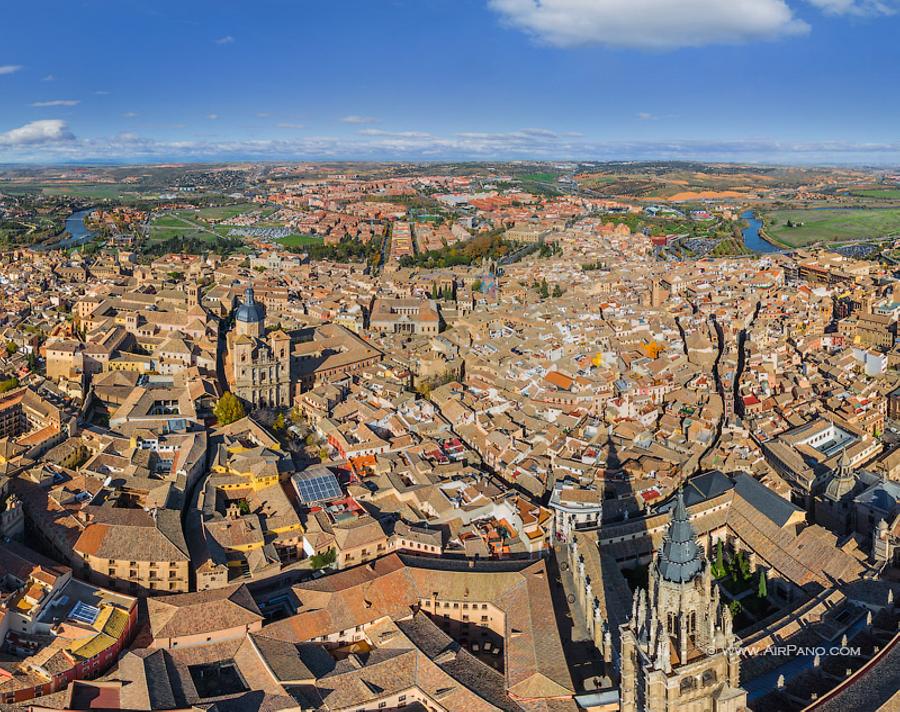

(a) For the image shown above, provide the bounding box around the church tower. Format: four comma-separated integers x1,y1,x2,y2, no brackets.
187,283,199,309
235,287,264,339
620,488,747,712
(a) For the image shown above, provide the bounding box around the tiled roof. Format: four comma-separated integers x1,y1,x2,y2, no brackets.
148,583,263,640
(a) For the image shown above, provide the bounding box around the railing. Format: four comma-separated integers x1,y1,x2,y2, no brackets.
801,630,900,710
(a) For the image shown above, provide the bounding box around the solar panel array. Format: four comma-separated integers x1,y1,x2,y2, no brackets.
69,600,101,625
293,469,342,504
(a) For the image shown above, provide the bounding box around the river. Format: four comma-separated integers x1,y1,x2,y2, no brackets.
740,210,779,253
34,208,97,251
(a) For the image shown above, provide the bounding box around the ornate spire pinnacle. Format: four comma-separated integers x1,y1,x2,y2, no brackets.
656,486,704,584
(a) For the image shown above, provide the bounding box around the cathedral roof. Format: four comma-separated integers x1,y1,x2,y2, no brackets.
657,487,704,584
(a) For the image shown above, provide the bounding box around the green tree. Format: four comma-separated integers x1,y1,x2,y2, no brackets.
5,341,17,356
552,284,564,298
737,551,751,581
310,548,337,570
472,279,483,293
213,391,245,425
728,599,742,617
757,569,767,599
713,541,725,578
0,377,19,393
539,278,549,299
272,412,286,433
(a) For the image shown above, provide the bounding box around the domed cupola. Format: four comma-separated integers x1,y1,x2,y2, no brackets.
235,287,264,337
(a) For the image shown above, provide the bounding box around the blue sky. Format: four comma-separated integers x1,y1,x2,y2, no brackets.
1,0,899,164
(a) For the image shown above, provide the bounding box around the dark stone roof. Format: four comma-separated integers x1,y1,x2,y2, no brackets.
396,612,523,712
656,488,704,584
235,288,263,324
250,635,335,682
733,472,803,528
657,469,734,512
853,478,900,517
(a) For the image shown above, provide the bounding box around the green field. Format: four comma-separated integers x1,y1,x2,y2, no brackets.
850,189,900,200
763,208,900,246
192,203,259,221
276,234,324,248
147,206,266,243
146,213,211,243
40,184,140,199
518,172,560,183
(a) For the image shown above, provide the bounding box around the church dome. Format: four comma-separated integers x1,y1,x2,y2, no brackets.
235,287,263,323
825,447,856,501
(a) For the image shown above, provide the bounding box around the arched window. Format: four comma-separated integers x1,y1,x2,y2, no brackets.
680,677,696,695
702,669,718,687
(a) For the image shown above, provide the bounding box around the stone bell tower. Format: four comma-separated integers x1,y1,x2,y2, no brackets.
619,488,747,712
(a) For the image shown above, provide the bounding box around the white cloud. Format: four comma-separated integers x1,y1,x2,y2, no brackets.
122,112,139,118
207,113,219,120
256,112,271,118
488,0,809,49
0,119,74,146
42,74,55,82
31,99,80,107
94,90,110,95
806,0,898,14
341,115,377,124
0,65,23,75
2,124,900,165
215,35,235,44
358,128,433,138
276,122,305,129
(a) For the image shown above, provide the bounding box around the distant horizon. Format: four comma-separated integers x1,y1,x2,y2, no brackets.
1,155,899,171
